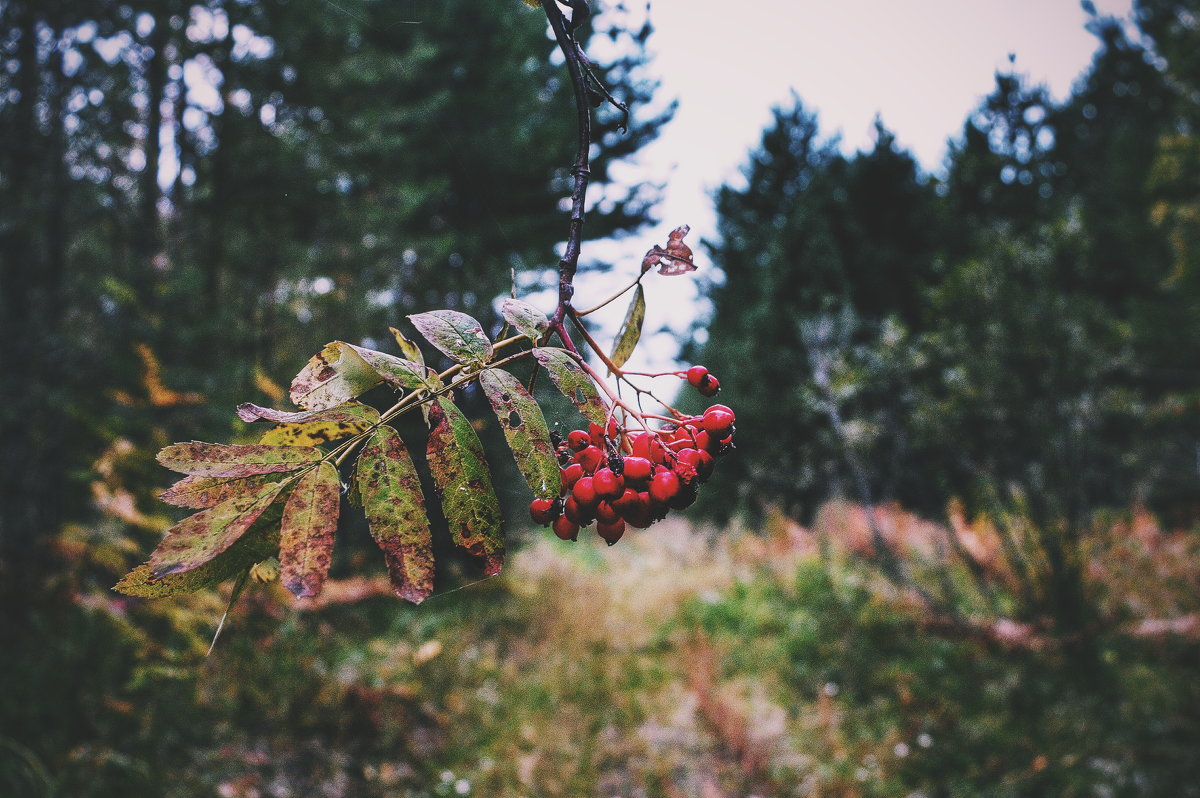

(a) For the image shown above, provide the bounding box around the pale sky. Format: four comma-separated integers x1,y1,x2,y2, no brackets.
565,0,1139,375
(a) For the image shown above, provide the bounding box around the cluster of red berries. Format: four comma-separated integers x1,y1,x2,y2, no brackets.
529,403,736,545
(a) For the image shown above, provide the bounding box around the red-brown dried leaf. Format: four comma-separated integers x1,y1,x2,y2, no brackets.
279,462,341,598
641,224,697,276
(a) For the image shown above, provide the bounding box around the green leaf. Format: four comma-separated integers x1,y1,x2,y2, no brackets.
533,347,609,427
279,462,341,598
257,402,380,447
389,326,426,369
408,310,493,365
114,510,282,598
149,481,287,578
356,426,436,604
159,473,283,510
500,297,550,341
478,368,560,501
157,442,322,478
609,283,645,371
290,341,386,410
426,397,504,574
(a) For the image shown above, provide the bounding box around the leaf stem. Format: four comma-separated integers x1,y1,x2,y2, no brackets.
573,273,643,317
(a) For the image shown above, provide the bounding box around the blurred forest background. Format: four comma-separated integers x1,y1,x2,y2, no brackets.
2,0,1199,795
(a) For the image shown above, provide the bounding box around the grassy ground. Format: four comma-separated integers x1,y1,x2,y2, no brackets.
5,505,1200,797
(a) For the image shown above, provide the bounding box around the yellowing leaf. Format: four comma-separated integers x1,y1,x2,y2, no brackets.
609,283,645,371
149,482,287,578
533,347,609,427
426,397,504,575
408,310,493,365
279,462,341,598
389,326,425,369
479,368,560,500
356,426,435,603
157,442,322,478
252,403,381,447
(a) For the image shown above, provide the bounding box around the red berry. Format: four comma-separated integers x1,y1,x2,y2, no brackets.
595,500,621,525
574,445,605,474
622,456,653,484
529,498,558,525
596,517,627,545
563,496,593,525
560,462,584,492
552,515,580,541
572,476,598,507
677,448,715,482
667,483,698,510
685,365,709,387
624,493,655,529
606,418,619,441
567,430,591,451
698,376,721,397
649,469,682,504
593,467,624,500
701,407,736,437
588,422,607,448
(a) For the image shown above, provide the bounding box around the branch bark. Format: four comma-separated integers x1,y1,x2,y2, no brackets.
543,0,592,333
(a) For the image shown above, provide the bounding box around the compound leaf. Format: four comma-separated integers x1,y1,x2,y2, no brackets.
500,297,550,341
356,426,435,604
149,481,287,578
409,310,493,365
160,473,283,510
609,283,645,371
426,397,504,574
279,462,341,599
479,368,559,501
533,347,609,427
157,442,321,478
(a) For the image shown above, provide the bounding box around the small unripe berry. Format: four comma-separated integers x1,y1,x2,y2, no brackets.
552,515,580,541
685,365,709,387
596,517,627,545
529,498,559,525
592,467,624,500
649,469,682,504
